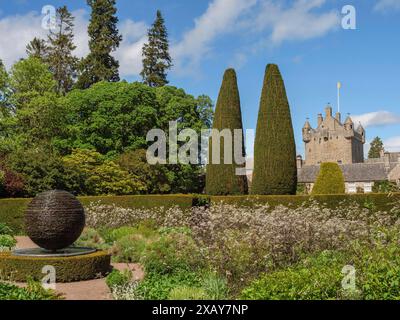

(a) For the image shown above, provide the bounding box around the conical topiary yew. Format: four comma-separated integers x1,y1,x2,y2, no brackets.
205,68,248,195
311,162,345,195
251,64,297,195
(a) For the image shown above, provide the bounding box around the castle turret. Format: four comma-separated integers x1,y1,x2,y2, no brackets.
317,114,323,127
356,123,365,143
335,112,341,123
344,116,354,139
302,119,312,142
325,105,332,118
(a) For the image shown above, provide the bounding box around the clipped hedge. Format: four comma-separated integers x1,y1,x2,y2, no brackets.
312,162,345,195
1,193,400,235
0,195,196,234
210,193,400,212
0,250,111,283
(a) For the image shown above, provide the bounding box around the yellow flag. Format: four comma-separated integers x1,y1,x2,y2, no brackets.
337,82,342,89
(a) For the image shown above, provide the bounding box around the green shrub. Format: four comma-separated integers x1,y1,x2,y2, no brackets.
251,64,297,195
240,250,347,300
202,272,228,300
0,235,17,250
142,230,204,274
111,233,150,263
74,228,109,250
110,223,158,263
312,163,345,195
354,241,400,300
103,223,156,244
106,269,131,289
0,279,61,300
168,286,207,300
205,68,248,195
0,223,13,236
136,271,201,300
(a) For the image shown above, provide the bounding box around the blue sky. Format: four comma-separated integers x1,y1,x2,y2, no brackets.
1,0,399,157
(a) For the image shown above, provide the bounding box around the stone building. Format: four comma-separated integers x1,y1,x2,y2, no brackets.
297,105,400,193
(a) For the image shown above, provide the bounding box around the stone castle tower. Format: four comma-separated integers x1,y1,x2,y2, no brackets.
302,105,365,165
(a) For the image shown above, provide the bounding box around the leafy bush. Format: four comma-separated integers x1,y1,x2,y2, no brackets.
202,272,228,300
354,241,400,300
240,250,347,300
73,228,109,250
0,234,17,250
142,230,204,274
312,162,345,195
0,279,60,300
106,269,131,289
0,223,13,236
168,286,207,300
136,271,201,300
111,233,150,263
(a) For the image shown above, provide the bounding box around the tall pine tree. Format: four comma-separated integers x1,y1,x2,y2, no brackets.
141,10,172,87
205,69,248,195
251,64,297,195
368,136,384,159
47,6,78,95
76,0,122,89
26,37,48,61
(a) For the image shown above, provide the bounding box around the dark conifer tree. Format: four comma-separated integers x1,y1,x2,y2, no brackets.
26,37,48,61
47,6,78,95
205,68,248,195
141,10,172,87
251,64,297,195
368,136,384,159
76,0,122,89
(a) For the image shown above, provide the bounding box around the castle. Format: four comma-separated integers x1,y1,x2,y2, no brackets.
297,105,400,193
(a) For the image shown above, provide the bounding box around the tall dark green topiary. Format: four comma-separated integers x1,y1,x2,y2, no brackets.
312,162,345,195
206,69,248,195
251,64,297,195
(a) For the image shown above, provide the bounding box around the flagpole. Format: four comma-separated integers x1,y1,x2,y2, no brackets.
337,82,341,113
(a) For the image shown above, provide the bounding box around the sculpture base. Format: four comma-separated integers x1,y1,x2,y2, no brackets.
12,247,97,258
0,250,111,282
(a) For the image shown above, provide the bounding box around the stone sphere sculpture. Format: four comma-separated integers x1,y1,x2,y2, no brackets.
25,190,85,251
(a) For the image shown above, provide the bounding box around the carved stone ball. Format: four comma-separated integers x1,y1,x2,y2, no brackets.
25,190,85,251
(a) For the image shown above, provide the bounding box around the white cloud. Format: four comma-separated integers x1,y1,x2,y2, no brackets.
0,9,146,77
115,20,148,77
352,111,400,128
374,0,400,12
172,0,339,74
172,0,257,75
0,11,47,69
384,136,400,152
251,0,340,44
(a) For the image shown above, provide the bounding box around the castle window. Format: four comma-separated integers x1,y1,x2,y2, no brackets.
338,160,342,164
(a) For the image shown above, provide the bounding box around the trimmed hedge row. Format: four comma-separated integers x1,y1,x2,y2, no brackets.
0,250,111,282
0,195,195,234
1,193,399,234
210,193,400,211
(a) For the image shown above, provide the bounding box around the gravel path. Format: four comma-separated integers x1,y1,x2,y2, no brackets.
13,236,144,300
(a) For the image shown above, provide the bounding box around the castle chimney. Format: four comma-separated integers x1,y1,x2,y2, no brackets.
325,106,332,118
296,155,303,169
384,152,390,170
335,112,341,123
317,114,323,127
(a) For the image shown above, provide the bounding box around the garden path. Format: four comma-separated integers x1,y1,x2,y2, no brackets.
14,237,144,300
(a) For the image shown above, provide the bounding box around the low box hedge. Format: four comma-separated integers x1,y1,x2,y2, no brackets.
1,193,399,235
210,193,400,212
0,195,197,234
0,250,111,283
